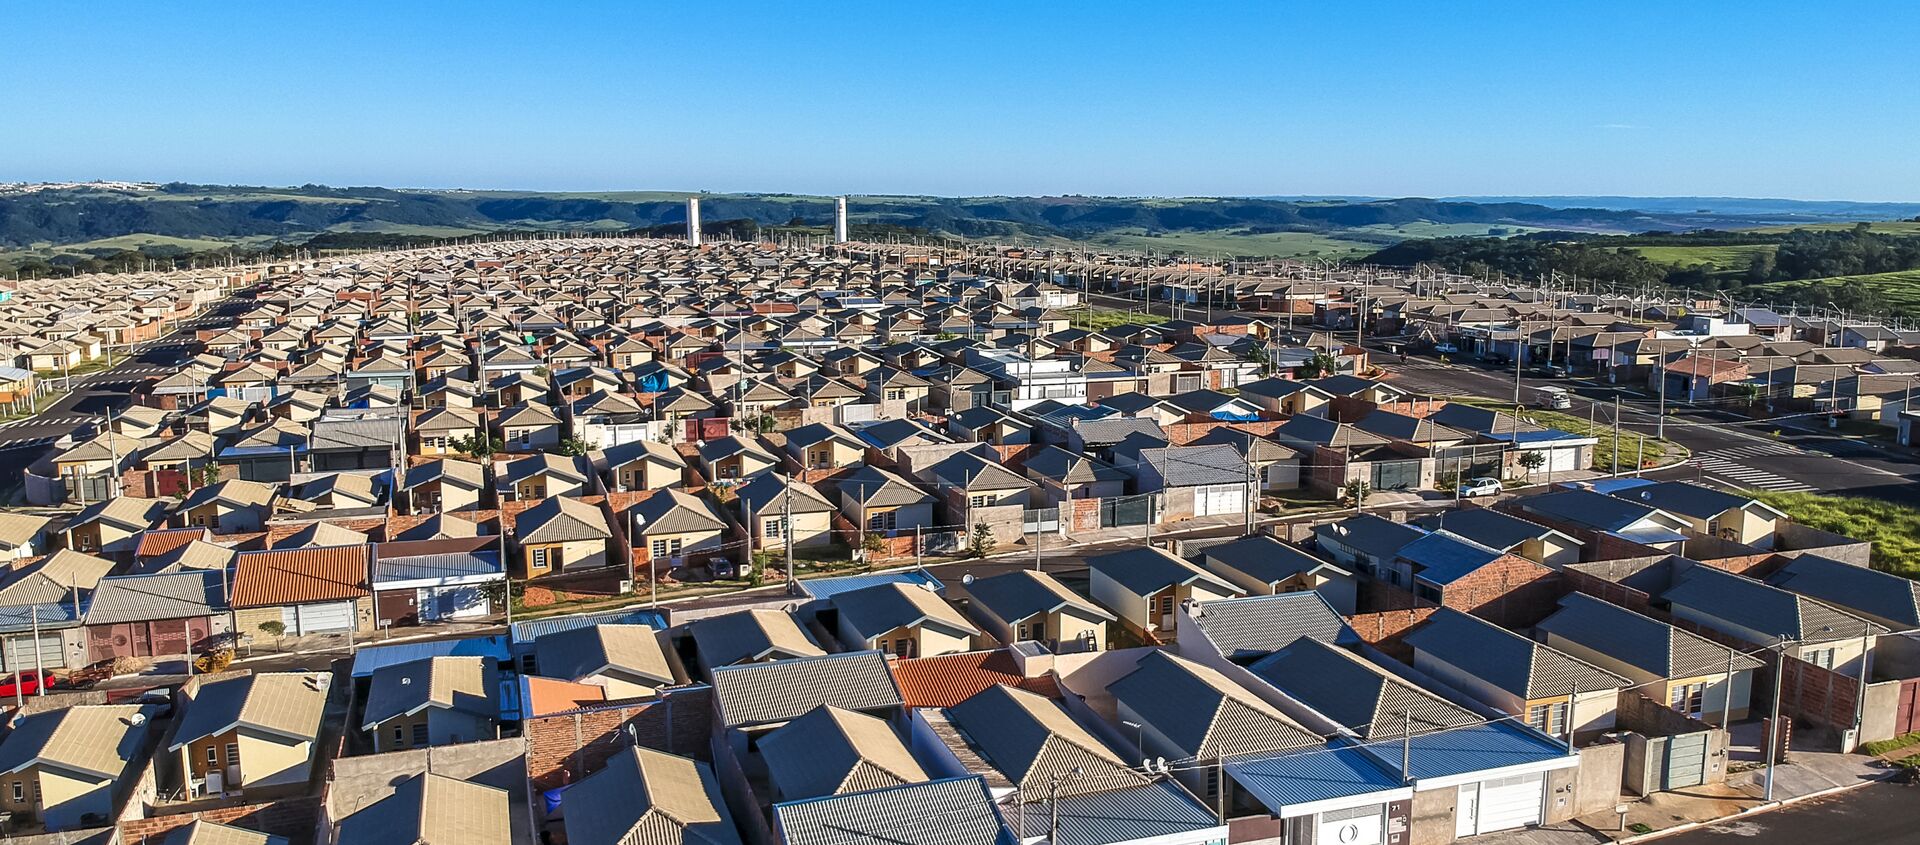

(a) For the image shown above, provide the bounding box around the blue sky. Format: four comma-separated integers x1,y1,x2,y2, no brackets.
4,1,1915,200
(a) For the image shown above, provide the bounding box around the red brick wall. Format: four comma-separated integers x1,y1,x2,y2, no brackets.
1346,607,1438,662
1779,655,1861,730
1442,554,1562,629
119,797,321,845
523,686,713,790
1163,420,1288,445
1561,567,1653,614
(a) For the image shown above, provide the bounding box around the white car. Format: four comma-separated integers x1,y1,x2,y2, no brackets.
1458,477,1502,497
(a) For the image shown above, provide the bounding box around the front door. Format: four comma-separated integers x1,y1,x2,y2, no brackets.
1456,783,1479,838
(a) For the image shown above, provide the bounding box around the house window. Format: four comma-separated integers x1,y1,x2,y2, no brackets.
867,510,896,532
517,430,532,445
1805,648,1837,670
968,493,996,508
206,746,218,767
650,538,683,559
1670,682,1706,717
885,389,905,401
412,723,430,746
1527,701,1570,737
225,743,240,767
531,547,550,571
764,517,788,542
10,782,19,803
393,726,406,748
892,637,914,658
1016,622,1041,641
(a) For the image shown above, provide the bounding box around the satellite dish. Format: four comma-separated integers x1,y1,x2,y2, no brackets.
961,574,975,585
1155,757,1167,774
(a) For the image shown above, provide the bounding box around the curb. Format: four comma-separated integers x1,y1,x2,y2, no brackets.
1611,770,1892,844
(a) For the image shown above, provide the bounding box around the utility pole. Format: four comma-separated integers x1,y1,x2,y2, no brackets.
1611,396,1621,478
1243,450,1255,535
783,474,795,583
1764,635,1791,802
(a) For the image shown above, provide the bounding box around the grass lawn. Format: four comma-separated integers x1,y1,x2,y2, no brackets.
1746,221,1920,236
1071,308,1169,332
1053,228,1381,259
1741,490,1920,577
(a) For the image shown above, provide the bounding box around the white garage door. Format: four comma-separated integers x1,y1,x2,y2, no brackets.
283,601,355,635
1546,447,1580,473
1194,484,1244,516
0,633,65,671
421,586,489,621
1458,773,1544,836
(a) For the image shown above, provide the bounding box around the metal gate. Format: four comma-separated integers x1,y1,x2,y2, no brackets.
1895,678,1920,735
1099,497,1152,528
1661,731,1709,790
1022,507,1060,534
1371,460,1422,491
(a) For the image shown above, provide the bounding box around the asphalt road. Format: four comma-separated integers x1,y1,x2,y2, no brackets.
1656,782,1920,844
0,299,248,495
1376,353,1920,505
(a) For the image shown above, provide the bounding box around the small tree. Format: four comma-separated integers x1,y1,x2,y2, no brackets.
1517,450,1545,476
257,619,285,651
557,436,591,456
1342,479,1371,513
862,531,888,558
451,434,504,459
753,412,779,434
656,419,680,445
967,522,997,558
1300,352,1339,379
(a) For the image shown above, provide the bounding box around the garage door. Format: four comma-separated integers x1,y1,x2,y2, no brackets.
283,601,355,635
1662,732,1709,790
1194,484,1244,516
1459,773,1544,836
1546,447,1580,473
422,586,489,621
0,633,65,672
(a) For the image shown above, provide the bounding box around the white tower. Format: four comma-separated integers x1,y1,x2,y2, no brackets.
687,197,702,247
834,196,849,243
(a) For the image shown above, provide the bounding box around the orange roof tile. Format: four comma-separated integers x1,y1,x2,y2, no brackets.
523,676,608,717
231,544,370,607
135,527,210,559
889,649,1059,709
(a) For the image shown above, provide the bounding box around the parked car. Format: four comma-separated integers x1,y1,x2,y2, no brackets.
1531,363,1569,379
1458,477,1503,497
1534,386,1573,410
0,670,59,698
1431,342,1459,354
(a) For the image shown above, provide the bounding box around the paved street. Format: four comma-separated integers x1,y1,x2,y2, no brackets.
1374,353,1920,504
1655,782,1920,844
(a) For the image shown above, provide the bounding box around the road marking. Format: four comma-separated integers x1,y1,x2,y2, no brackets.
1694,453,1816,492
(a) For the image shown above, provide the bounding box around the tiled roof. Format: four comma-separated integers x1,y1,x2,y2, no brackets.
361,655,498,729
1248,638,1478,740
231,544,370,607
1004,780,1218,845
334,773,510,845
832,582,979,644
889,649,1060,709
561,745,742,845
759,705,928,800
1403,608,1627,699
1536,593,1762,680
1086,546,1243,598
1186,592,1356,661
1108,651,1320,759
944,683,1143,795
0,704,150,781
85,570,228,624
690,608,826,667
534,623,676,687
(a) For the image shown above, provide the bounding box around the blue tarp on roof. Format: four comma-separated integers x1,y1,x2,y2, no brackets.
1481,429,1596,446
350,634,509,677
1211,411,1262,422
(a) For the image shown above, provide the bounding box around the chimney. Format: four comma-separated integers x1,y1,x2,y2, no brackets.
686,197,702,247
834,196,849,244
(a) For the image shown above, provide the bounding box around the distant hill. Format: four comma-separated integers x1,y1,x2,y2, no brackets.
4,184,1917,274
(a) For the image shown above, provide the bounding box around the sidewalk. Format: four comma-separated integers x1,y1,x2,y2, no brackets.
1480,751,1891,845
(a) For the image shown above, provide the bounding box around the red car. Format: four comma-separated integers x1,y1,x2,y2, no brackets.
0,670,58,698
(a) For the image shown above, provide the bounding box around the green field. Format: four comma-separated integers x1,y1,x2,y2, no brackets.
1744,490,1920,576
1746,220,1920,235
1058,228,1379,259
1747,269,1920,312
1352,222,1547,239
1625,243,1778,271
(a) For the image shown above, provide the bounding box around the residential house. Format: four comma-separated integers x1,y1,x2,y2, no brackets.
496,402,565,452
757,704,929,802
836,464,937,535
1660,563,1884,674
1194,534,1357,614
531,623,678,699
784,422,868,470
1603,481,1789,550
736,473,837,551
178,480,279,534
230,545,374,636
624,488,728,571
361,656,500,752
83,569,229,664
497,453,592,502
771,776,1014,845
599,438,688,492
830,581,979,658
402,458,485,513
561,746,743,845
961,569,1115,653
513,495,613,578
168,672,327,795
331,773,509,845
1404,608,1627,741
689,608,826,670
1086,546,1244,640
1412,507,1584,568
369,539,502,625
0,704,155,830
697,435,779,483
1765,554,1920,631
1536,593,1762,725
1107,650,1322,804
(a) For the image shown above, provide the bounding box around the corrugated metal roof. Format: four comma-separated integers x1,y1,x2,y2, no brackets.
1006,780,1220,845
1188,592,1355,661
351,634,509,678
1227,742,1407,813
560,745,742,845
691,608,826,668
772,776,1016,845
712,650,901,728
335,773,510,845
1396,722,1575,781
796,569,942,602
372,550,502,586
509,607,666,644
84,570,227,625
